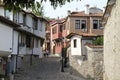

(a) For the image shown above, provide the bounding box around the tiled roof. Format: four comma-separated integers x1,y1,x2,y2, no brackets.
23,10,48,23
50,18,66,26
85,43,103,48
66,33,103,39
66,32,99,39
69,11,103,17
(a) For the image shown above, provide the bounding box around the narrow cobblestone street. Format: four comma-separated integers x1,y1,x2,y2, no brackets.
14,56,85,80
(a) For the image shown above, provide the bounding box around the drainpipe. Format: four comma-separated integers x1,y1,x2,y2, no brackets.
30,37,34,65
16,33,19,73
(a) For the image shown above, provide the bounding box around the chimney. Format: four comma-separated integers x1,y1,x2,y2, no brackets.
67,10,71,15
58,16,59,20
103,6,106,13
85,4,90,14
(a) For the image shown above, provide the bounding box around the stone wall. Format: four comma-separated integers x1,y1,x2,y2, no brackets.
69,45,103,80
104,0,120,80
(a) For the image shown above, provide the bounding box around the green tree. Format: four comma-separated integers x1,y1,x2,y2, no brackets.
93,36,103,45
2,0,79,11
32,2,44,16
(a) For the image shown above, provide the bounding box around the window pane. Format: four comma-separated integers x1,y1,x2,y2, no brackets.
99,20,102,28
81,20,86,29
73,39,77,48
36,39,39,48
93,20,98,29
23,14,26,25
59,25,63,32
5,10,10,19
75,20,80,29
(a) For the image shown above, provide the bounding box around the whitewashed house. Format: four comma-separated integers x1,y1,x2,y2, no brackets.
0,5,47,78
13,11,47,71
66,33,93,56
13,10,46,57
0,15,20,76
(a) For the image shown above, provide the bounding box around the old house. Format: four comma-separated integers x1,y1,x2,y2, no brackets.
66,5,104,80
50,18,67,55
66,5,103,55
0,5,47,79
103,0,120,80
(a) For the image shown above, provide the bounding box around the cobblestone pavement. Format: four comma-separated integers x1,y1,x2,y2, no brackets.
14,56,85,80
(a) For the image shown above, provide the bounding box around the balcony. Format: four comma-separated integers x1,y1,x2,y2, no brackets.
52,32,62,40
19,23,33,33
33,29,45,38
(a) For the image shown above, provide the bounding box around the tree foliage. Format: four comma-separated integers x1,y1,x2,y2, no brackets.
93,36,103,45
32,2,44,16
2,0,79,11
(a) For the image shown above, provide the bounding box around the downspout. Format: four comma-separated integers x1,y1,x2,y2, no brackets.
11,29,14,74
30,37,34,65
30,22,35,65
81,38,83,56
16,33,19,73
5,29,14,76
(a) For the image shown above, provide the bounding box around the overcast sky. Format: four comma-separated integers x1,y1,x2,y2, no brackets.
41,0,108,18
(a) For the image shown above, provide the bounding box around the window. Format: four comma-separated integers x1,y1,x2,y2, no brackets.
99,20,102,29
33,18,38,30
40,22,43,31
4,10,10,19
73,39,77,48
26,35,31,48
23,14,26,25
36,39,39,48
52,27,56,34
75,20,86,30
75,20,80,29
13,12,19,23
63,24,65,30
19,34,26,47
81,20,86,29
59,25,63,32
93,20,98,29
52,28,54,34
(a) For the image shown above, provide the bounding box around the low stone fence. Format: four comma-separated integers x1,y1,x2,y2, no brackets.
69,45,103,80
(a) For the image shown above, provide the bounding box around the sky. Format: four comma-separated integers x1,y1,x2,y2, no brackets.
41,0,108,18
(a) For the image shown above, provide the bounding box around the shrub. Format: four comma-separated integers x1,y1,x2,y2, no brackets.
93,36,103,45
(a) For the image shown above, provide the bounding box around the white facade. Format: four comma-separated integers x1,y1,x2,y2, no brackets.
12,10,46,56
12,31,18,55
0,22,13,57
0,5,47,77
34,20,46,38
70,35,82,55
